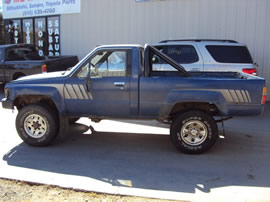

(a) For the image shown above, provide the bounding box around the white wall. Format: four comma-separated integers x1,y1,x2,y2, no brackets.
61,0,270,99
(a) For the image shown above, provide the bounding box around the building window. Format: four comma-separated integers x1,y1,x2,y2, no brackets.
4,16,60,56
4,19,22,44
35,18,47,57
22,19,34,45
47,16,60,56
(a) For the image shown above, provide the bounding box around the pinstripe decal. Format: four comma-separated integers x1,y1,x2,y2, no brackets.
67,84,77,99
220,90,234,103
236,90,244,103
64,87,71,99
64,84,93,100
78,85,87,99
229,90,239,103
241,90,249,103
73,84,84,100
21,83,252,104
245,90,252,103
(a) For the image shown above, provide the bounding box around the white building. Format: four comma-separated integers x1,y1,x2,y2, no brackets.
2,0,270,99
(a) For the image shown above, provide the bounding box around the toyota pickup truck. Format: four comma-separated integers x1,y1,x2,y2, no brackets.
2,44,267,154
0,44,78,82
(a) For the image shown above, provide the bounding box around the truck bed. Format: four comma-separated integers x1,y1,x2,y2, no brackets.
151,71,260,80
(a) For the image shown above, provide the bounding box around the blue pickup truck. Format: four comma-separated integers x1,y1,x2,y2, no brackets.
2,44,267,154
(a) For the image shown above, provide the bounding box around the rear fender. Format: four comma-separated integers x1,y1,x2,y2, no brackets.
159,90,225,118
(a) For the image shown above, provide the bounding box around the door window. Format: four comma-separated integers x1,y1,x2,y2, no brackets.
77,50,127,78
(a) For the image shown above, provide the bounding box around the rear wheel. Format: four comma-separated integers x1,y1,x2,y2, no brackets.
170,110,218,154
16,104,59,146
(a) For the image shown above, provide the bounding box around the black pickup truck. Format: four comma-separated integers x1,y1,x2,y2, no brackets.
0,44,78,82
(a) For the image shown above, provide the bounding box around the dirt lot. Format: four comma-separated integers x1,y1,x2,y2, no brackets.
0,178,174,202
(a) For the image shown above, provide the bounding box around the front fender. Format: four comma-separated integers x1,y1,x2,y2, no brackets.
9,84,66,115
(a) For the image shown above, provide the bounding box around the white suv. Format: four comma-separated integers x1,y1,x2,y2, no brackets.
153,40,257,75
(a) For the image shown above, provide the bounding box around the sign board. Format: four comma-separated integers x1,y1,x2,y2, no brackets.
2,0,80,19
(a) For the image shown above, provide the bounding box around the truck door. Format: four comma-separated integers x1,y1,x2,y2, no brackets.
64,49,131,117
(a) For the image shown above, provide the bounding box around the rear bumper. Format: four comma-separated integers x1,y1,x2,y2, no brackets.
1,98,14,109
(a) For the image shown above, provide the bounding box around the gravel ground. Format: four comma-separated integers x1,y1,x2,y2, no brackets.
0,178,175,202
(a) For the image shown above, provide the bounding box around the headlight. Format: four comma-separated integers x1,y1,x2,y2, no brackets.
4,88,10,98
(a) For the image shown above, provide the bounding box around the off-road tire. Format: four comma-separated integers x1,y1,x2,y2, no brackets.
170,110,218,154
16,104,59,146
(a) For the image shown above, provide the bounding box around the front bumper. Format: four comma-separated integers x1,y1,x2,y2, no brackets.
1,98,14,109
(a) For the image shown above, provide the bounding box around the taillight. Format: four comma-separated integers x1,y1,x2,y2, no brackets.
242,68,257,75
261,87,267,104
42,64,47,73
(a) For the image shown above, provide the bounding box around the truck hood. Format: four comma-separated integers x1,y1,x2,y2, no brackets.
16,71,67,81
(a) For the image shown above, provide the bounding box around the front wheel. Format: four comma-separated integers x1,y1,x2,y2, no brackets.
170,110,218,154
16,104,59,146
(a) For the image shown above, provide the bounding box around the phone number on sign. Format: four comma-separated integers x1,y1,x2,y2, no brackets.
23,8,56,16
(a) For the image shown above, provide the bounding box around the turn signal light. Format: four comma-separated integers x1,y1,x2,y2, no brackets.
261,87,267,104
242,68,257,75
42,64,47,73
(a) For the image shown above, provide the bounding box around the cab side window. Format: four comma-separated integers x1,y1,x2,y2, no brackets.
91,50,127,78
77,50,128,78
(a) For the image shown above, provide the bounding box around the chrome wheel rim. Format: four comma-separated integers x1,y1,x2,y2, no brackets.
24,114,47,138
180,120,208,146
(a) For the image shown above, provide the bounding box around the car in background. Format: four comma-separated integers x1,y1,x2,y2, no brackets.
0,44,78,83
152,39,257,75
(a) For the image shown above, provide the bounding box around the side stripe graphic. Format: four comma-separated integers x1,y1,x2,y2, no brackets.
241,90,248,103
236,90,244,103
79,85,88,100
64,87,71,99
245,90,252,103
220,90,234,103
73,84,84,100
64,84,93,100
229,90,239,103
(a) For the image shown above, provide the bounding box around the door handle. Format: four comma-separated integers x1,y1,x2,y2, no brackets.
114,82,125,87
